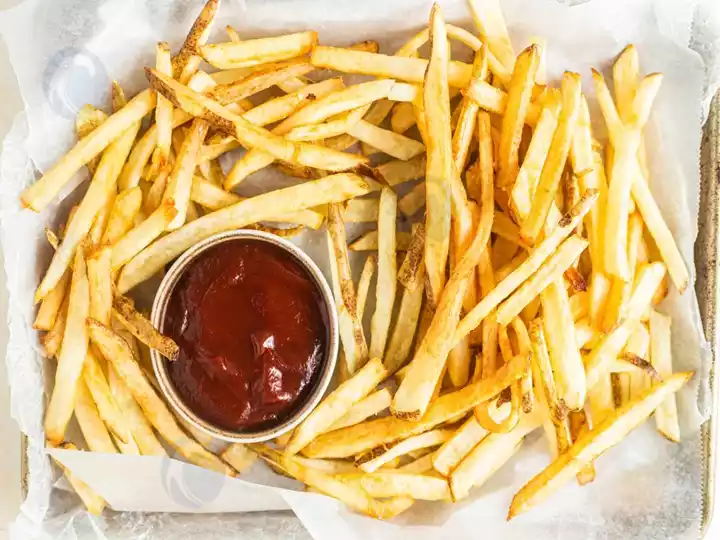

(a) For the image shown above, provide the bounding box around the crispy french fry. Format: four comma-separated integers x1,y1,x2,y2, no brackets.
34,270,70,331
102,186,143,246
221,444,258,474
356,255,377,322
349,230,412,252
376,155,426,186
348,120,425,160
384,276,425,375
340,471,450,501
22,90,155,212
398,183,426,217
112,292,179,360
110,202,177,272
397,223,425,291
74,379,117,453
86,247,113,326
151,42,173,174
201,31,318,69
649,310,680,441
343,198,379,223
391,102,416,134
497,45,540,189
50,443,107,514
45,250,90,443
286,357,387,455
369,187,398,359
358,429,454,473
508,372,692,519
466,0,515,73
326,204,370,373
88,320,233,474
171,0,218,82
520,73,582,245
432,415,488,476
450,413,538,501
329,388,392,432
76,105,108,176
423,3,454,306
453,50,487,173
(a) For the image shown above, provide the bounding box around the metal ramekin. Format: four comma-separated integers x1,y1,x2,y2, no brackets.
150,229,339,444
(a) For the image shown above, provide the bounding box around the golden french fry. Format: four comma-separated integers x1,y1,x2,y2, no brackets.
34,270,70,331
163,119,208,230
45,250,90,443
74,378,118,453
358,428,454,473
347,120,425,160
326,204,370,373
398,183,426,217
86,247,113,326
384,276,425,375
466,0,515,72
76,105,108,176
369,187,398,359
311,46,473,88
391,102,416,133
112,292,179,360
343,198,379,223
340,471,450,501
88,319,234,474
110,202,177,272
303,352,528,459
50,442,107,514
286,357,387,455
356,254,377,322
221,444,258,474
508,372,692,519
423,4,454,305
348,230,412,252
151,41,173,174
329,388,392,432
102,187,143,246
520,73,582,245
432,415,488,476
397,223,425,291
22,90,154,212
201,31,318,69
497,45,540,189
649,310,680,441
376,155,426,186
171,0,218,82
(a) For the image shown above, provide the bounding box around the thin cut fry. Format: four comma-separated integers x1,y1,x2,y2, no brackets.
649,310,680,441
102,187,143,246
87,247,113,325
45,250,90,444
349,230,412,252
221,444,258,474
466,0,515,72
112,292,179,360
50,443,107,514
110,202,178,271
384,277,425,375
339,471,450,501
432,415,488,476
34,270,70,331
201,31,318,69
74,379,117,454
348,120,425,160
356,255,377,322
151,42,173,173
329,388,392,432
376,155,426,186
358,429,454,473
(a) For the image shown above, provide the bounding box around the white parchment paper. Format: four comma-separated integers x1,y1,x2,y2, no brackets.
1,0,719,538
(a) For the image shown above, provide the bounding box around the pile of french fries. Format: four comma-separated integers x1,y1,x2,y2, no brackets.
30,0,694,522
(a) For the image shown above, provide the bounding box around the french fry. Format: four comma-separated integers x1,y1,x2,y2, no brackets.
112,292,179,360
102,187,143,246
649,310,680,441
43,294,69,358
311,46,473,88
376,155,426,186
423,3,454,305
106,362,166,456
497,45,540,189
45,250,90,443
88,320,233,473
285,357,387,455
369,187,398,359
520,73,581,245
453,50,487,173
74,379,118,453
398,183,426,217
358,429,454,473
22,90,155,212
34,270,70,331
329,388,392,432
397,223,425,291
201,31,317,70
432,415,488,476
50,442,107,514
349,230,412,252
163,119,208,230
221,444,258,474
171,0,218,82
391,102,416,134
151,42,173,174
466,0,515,73
343,198,379,223
304,351,528,459
476,248,498,378
496,236,589,325
281,455,414,519
356,255,377,321
450,413,539,501
110,202,177,272
76,105,108,176
86,247,113,326
511,94,561,221
340,471,451,501
508,372,692,519
384,276,425,375
347,120,425,160
326,204,370,373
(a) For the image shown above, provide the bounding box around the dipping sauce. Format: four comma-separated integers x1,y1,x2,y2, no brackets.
163,239,327,431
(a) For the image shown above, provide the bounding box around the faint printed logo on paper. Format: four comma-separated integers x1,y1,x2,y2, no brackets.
160,457,226,509
42,47,109,119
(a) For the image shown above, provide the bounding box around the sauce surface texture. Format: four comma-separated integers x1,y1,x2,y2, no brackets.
164,239,327,431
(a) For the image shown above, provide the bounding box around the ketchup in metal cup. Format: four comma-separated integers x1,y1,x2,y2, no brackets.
163,239,328,431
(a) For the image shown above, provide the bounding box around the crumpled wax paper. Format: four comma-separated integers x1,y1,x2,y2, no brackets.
1,0,719,538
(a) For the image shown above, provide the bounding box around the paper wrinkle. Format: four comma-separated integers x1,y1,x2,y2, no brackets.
0,0,718,538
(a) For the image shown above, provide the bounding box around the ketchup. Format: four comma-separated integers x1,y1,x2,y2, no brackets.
163,239,327,431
